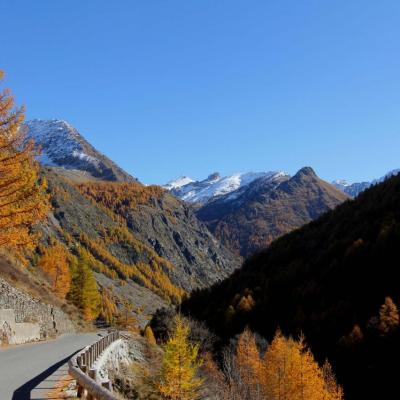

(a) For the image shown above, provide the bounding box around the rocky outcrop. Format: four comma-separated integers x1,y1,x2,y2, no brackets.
0,278,75,345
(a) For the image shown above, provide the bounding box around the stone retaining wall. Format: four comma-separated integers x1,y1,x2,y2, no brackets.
0,277,75,345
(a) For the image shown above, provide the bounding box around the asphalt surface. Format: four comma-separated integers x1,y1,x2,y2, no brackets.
0,333,100,400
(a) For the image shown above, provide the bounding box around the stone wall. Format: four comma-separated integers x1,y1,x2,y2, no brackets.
0,277,75,345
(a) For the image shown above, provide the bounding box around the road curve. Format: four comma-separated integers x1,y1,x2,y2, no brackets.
0,332,100,400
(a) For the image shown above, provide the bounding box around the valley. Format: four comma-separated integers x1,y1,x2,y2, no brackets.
1,73,399,400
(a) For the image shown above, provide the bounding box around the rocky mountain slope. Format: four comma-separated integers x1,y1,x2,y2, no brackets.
164,171,288,204
19,118,240,323
332,168,400,197
196,167,348,257
40,166,239,318
182,172,400,400
25,119,136,182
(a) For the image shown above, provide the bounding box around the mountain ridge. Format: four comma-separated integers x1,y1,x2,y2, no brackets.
196,166,348,257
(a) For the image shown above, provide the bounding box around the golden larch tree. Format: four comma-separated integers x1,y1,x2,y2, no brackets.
235,328,265,398
0,71,50,248
378,296,399,334
100,287,118,325
157,315,203,400
69,249,100,320
38,242,71,298
263,330,343,400
143,324,157,345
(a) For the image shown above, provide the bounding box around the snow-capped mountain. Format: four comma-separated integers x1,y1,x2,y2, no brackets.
164,171,288,204
332,169,400,197
331,180,370,198
24,119,135,182
164,176,195,191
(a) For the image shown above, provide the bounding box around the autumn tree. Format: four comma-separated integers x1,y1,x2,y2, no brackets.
143,324,157,345
378,296,399,334
99,287,117,325
38,242,71,298
157,315,203,400
115,299,138,332
68,249,100,320
263,330,343,400
0,70,50,248
235,328,265,399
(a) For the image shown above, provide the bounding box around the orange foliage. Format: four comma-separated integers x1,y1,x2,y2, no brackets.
38,242,71,299
0,71,50,248
79,233,184,303
76,181,164,214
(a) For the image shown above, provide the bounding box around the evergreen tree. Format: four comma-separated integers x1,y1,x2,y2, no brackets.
0,70,49,248
158,315,203,400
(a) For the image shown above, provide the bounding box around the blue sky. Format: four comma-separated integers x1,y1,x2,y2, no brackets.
1,1,400,184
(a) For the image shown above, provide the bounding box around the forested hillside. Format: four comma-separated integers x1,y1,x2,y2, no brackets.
183,174,400,399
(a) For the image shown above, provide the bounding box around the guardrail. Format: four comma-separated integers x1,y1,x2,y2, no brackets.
68,331,120,400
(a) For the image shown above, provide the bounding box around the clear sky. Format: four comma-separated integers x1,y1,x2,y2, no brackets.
1,1,399,184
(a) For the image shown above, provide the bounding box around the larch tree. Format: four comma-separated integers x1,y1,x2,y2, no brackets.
157,315,203,400
0,70,50,248
69,249,100,321
143,324,157,345
38,242,71,299
235,328,265,399
378,296,399,334
100,287,117,325
263,330,343,400
115,299,138,332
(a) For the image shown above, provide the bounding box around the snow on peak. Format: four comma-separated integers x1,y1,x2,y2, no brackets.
333,169,400,198
163,176,195,190
166,171,287,204
24,119,100,169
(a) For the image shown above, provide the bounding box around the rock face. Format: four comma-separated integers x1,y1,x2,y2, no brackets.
197,167,348,257
24,119,136,182
115,189,240,289
0,278,75,345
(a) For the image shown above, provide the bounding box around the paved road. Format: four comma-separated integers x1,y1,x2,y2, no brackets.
0,333,100,400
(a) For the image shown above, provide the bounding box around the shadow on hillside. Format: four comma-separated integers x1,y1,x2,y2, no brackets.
12,351,78,400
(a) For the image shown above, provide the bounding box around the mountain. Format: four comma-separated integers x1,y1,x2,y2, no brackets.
25,119,136,182
183,173,400,400
332,169,400,197
197,167,348,257
19,118,240,323
39,166,239,321
164,171,287,204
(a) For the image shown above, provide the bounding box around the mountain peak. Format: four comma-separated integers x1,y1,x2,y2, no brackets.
207,172,221,181
24,119,136,182
297,166,317,176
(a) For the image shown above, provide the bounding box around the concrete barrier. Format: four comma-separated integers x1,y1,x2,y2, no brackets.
0,309,41,345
